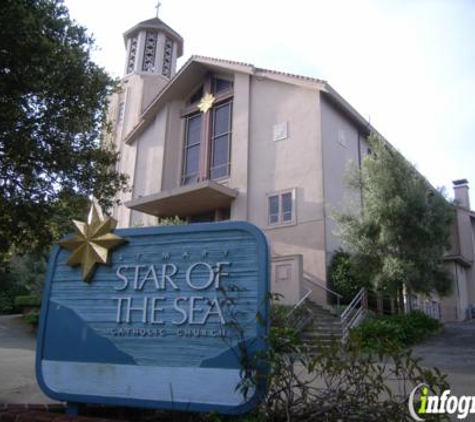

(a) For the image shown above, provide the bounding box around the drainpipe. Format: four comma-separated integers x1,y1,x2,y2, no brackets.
455,263,461,321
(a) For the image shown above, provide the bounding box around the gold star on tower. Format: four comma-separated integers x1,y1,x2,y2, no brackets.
59,204,128,282
198,92,215,113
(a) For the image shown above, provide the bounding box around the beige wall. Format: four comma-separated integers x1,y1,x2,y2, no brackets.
161,100,185,191
229,73,250,221
244,76,327,302
320,95,368,259
456,208,475,264
133,108,168,201
443,206,475,320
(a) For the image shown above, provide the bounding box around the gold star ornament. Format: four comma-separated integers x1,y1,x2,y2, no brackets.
198,92,215,113
59,205,128,282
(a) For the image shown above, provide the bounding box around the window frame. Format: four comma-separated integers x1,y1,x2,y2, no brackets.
209,100,233,181
180,75,234,185
267,189,297,227
181,113,202,186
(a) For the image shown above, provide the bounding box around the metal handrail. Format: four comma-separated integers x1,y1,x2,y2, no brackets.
288,288,312,316
304,275,343,307
341,287,366,321
342,307,365,342
341,287,367,343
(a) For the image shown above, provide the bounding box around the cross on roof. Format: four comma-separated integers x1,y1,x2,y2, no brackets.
155,1,161,17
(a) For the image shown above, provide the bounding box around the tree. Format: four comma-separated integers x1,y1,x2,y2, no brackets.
0,0,127,259
334,136,454,312
329,250,370,304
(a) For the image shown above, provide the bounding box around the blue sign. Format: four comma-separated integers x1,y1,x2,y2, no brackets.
36,222,269,414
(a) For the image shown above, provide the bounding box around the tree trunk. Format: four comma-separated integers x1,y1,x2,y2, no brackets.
406,287,413,313
397,283,405,314
376,291,384,315
390,297,396,315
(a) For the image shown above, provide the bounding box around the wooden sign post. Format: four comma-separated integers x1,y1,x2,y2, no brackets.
36,221,269,414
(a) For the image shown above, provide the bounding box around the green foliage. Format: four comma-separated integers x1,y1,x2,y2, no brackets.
329,249,370,303
14,295,41,307
334,135,454,301
9,252,48,296
0,264,29,314
0,291,14,314
0,252,47,314
158,216,186,226
350,311,442,354
24,308,40,326
235,308,449,421
0,0,128,259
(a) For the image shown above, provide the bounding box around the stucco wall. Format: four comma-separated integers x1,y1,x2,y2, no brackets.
229,73,250,221
245,76,326,301
133,108,167,200
161,100,185,191
320,95,367,259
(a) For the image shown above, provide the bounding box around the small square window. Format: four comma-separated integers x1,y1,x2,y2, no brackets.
267,190,295,226
273,122,288,142
213,78,233,94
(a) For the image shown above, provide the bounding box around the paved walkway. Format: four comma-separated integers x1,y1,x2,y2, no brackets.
411,321,475,398
0,314,56,404
1,314,475,404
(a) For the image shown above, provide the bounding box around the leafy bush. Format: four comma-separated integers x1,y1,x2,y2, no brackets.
329,250,369,303
350,311,442,353
14,295,41,307
239,310,450,421
24,309,40,326
0,291,14,314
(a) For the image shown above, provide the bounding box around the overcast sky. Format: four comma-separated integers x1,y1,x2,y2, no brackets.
65,0,475,205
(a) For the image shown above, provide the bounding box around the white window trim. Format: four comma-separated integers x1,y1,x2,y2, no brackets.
266,188,297,227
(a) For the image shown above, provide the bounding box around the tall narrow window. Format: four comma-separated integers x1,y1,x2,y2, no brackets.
162,37,173,77
181,75,233,185
117,101,125,124
282,192,293,222
182,114,202,185
210,101,232,179
126,36,138,74
142,32,158,72
268,196,280,225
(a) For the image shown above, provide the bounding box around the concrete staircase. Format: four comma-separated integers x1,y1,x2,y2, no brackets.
299,301,342,348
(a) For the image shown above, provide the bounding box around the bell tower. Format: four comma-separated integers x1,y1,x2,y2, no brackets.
108,4,184,228
123,4,183,80
118,4,184,133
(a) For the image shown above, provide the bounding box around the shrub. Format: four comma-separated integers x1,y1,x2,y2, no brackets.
24,309,40,326
14,295,42,307
243,316,450,421
0,291,14,314
350,311,442,353
329,250,369,303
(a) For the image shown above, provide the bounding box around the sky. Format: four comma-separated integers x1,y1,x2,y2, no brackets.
65,0,475,205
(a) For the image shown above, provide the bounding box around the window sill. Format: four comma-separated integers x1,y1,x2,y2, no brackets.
265,220,297,230
212,177,230,186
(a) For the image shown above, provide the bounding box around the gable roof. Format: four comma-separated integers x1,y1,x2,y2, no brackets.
123,55,379,144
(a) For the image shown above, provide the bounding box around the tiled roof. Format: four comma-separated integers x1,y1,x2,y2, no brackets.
191,54,327,85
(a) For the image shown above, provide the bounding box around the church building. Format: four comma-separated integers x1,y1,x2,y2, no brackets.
108,12,475,321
